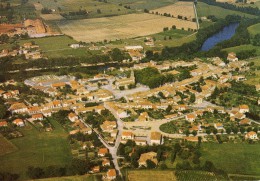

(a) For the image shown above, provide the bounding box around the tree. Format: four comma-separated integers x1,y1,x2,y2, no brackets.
240,127,245,134
0,172,19,181
206,128,211,135
178,70,191,81
163,27,169,31
110,48,126,62
174,143,181,153
213,128,218,135
226,127,231,134
0,34,9,43
203,161,216,172
198,136,202,146
70,158,89,175
166,105,172,113
252,34,260,46
146,159,156,169
160,163,167,170
157,148,163,162
144,9,149,13
189,93,196,103
0,104,6,119
26,166,44,179
192,130,197,136
185,129,190,136
145,50,153,59
74,73,82,80
232,127,238,134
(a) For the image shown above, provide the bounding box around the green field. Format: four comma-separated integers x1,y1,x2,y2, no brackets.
0,119,72,180
245,57,260,85
126,170,225,181
18,36,93,58
200,143,260,175
30,174,102,181
107,29,196,50
0,134,17,156
109,0,177,10
223,44,260,56
248,23,260,36
175,170,224,181
31,0,133,19
126,170,176,181
196,2,257,19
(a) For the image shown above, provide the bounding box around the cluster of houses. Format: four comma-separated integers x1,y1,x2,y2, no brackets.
124,45,145,62
0,42,43,59
0,51,259,180
120,131,163,146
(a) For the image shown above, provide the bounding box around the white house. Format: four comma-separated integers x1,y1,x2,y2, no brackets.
150,131,162,145
121,131,134,140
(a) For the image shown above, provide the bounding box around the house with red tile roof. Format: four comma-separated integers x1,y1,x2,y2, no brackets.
98,148,108,157
13,119,24,127
245,131,258,140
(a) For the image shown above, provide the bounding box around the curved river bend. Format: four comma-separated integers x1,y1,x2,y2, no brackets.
200,23,239,51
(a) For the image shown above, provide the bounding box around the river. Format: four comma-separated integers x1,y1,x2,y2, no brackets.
200,23,239,51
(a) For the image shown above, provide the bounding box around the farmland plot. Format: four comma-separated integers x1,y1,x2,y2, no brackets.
58,13,197,42
152,2,195,21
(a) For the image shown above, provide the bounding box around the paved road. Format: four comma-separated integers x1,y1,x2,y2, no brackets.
77,103,123,176
104,103,123,176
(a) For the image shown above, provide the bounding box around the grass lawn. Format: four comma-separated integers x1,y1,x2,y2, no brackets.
200,142,260,175
248,23,260,36
30,174,102,181
0,119,72,180
196,2,257,19
18,35,94,58
159,121,178,134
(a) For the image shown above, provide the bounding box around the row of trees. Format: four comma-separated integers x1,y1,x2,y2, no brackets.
26,158,102,179
0,172,19,181
0,48,128,72
41,8,52,14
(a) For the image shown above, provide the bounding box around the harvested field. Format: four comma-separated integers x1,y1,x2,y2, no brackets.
127,170,177,181
151,2,195,21
0,134,17,156
58,13,197,42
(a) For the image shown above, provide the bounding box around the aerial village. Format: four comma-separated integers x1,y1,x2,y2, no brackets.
0,45,259,179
